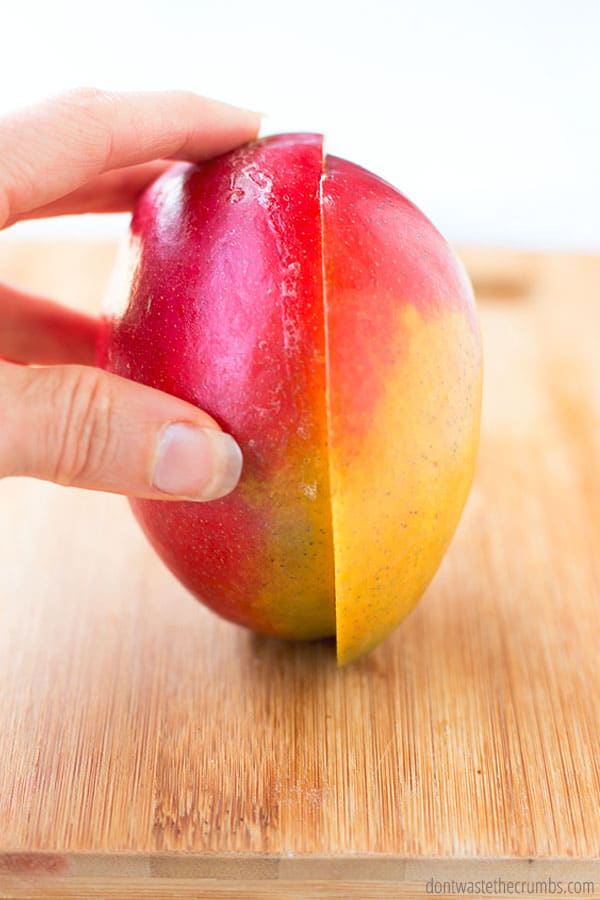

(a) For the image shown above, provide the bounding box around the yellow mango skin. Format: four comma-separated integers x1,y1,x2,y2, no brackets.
322,158,482,665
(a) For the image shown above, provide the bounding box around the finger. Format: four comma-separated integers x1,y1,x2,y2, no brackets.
0,88,261,228
0,282,99,365
0,360,242,501
21,161,173,220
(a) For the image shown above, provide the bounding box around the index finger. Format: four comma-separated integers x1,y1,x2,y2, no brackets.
0,88,261,228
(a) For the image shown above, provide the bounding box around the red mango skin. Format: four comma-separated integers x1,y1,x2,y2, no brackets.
100,135,336,640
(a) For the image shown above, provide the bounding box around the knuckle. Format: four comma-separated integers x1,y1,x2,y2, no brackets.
51,367,114,486
60,86,116,108
174,88,200,105
57,87,117,167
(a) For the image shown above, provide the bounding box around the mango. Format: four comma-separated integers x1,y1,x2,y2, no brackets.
99,134,482,664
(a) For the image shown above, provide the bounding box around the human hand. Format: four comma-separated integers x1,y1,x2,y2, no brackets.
0,88,260,500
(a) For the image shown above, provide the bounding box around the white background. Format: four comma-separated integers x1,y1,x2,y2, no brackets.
2,0,599,250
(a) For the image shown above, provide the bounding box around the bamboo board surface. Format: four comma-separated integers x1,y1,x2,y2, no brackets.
0,241,599,898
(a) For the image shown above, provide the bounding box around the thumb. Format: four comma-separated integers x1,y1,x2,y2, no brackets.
0,360,242,500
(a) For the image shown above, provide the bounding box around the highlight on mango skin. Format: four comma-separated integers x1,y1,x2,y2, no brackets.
99,133,483,665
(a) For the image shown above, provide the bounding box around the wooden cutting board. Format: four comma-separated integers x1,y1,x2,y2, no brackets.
0,241,599,899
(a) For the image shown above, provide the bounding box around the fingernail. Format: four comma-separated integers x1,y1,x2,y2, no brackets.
257,113,270,138
153,423,242,501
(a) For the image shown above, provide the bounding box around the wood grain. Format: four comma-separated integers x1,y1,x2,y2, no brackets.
0,241,599,896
